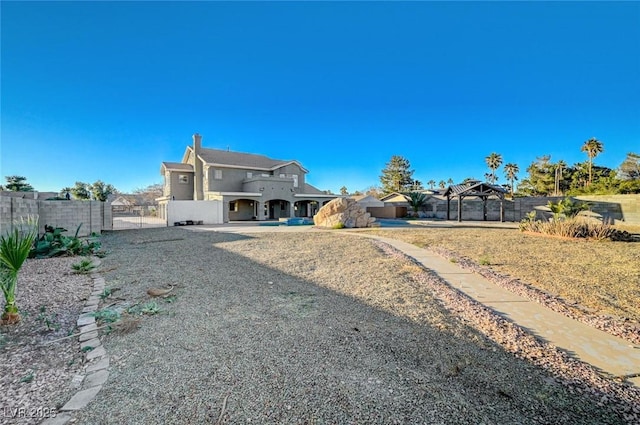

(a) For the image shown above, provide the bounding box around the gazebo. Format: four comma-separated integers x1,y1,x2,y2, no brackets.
442,181,507,222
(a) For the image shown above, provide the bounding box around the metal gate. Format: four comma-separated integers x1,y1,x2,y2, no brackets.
111,202,166,230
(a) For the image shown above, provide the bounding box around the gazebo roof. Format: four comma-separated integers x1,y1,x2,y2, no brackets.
442,181,507,197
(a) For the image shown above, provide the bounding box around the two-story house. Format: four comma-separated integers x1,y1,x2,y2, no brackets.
157,133,336,223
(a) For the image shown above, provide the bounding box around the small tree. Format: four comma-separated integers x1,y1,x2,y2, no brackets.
438,180,446,189
547,197,589,221
0,219,37,324
4,176,34,192
407,192,427,217
380,156,415,194
340,186,348,196
71,182,91,200
90,180,117,202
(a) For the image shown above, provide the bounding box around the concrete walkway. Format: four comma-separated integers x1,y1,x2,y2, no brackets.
354,233,640,388
190,223,640,387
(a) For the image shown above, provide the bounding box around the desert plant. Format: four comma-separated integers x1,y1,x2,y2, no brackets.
546,197,589,220
36,306,60,331
92,308,120,324
30,224,101,258
72,258,96,274
407,192,427,216
331,222,345,229
0,218,38,324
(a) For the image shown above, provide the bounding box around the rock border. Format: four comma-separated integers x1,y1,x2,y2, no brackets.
42,258,109,425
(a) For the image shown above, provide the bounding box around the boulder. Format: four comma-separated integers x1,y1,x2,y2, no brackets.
313,197,377,228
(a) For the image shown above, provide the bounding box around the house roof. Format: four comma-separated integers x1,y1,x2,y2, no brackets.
353,195,384,207
161,162,194,172
192,147,309,173
379,192,410,203
442,181,507,197
302,183,326,194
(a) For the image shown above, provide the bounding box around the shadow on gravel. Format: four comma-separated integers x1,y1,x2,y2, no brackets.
73,227,632,425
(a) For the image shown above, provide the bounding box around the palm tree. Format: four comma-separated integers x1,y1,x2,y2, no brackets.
503,163,519,198
438,180,446,189
581,137,604,185
407,192,427,217
0,219,37,324
485,153,503,184
447,178,454,186
427,180,436,190
554,160,567,195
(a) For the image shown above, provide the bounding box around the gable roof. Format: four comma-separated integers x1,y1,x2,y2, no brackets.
161,162,194,173
442,181,507,197
184,147,309,173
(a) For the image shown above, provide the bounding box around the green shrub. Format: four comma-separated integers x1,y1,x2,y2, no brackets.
30,224,102,258
331,222,346,229
519,216,634,241
71,258,96,274
0,218,38,324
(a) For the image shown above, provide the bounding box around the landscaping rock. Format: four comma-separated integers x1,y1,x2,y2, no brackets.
313,197,376,228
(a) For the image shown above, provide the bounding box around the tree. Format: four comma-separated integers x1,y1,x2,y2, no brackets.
407,192,427,217
90,180,117,202
553,160,567,196
580,137,604,185
70,182,91,200
4,176,34,192
364,186,383,198
447,178,454,185
618,152,640,180
427,180,436,190
438,180,446,189
518,156,554,196
411,180,424,190
503,163,519,198
379,155,415,194
340,186,348,196
485,153,503,184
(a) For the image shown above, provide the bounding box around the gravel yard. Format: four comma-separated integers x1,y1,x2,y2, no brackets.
2,226,639,424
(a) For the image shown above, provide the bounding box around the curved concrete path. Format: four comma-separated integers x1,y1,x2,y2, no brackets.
189,223,640,387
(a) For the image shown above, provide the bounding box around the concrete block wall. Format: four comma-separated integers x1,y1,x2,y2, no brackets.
0,196,110,236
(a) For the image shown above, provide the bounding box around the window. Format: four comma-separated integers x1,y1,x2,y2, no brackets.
246,172,253,178
214,169,222,180
292,174,298,188
279,173,286,178
229,201,237,212
178,174,189,184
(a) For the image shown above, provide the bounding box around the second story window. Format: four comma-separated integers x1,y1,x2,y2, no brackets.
246,172,253,178
214,169,222,180
292,174,298,188
178,174,189,184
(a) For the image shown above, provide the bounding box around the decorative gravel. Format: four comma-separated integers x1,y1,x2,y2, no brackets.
0,257,93,424
61,227,638,425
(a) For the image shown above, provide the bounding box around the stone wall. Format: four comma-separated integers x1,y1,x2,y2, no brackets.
0,196,112,236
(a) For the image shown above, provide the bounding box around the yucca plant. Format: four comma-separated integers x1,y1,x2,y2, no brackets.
0,219,38,324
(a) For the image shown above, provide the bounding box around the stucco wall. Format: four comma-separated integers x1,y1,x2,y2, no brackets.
167,200,223,225
168,171,194,200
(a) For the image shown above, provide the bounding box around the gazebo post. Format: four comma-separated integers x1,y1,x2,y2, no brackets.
483,197,487,221
457,195,462,222
446,195,450,220
500,196,504,222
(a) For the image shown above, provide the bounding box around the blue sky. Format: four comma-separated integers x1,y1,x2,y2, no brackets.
2,1,639,194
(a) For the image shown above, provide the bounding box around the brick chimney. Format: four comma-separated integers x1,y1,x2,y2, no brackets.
193,133,204,200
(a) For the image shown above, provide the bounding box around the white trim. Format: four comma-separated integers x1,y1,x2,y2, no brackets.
218,192,263,197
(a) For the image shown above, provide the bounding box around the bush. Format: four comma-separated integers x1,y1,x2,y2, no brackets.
30,224,102,258
519,216,634,241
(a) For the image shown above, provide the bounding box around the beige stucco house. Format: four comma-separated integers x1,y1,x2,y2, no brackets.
157,133,336,223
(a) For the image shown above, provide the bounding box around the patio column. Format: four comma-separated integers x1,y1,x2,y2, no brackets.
457,195,463,222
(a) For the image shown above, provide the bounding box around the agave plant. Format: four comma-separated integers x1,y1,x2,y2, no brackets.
0,219,38,324
407,192,427,217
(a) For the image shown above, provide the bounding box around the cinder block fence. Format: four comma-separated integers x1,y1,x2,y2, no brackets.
0,194,112,236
